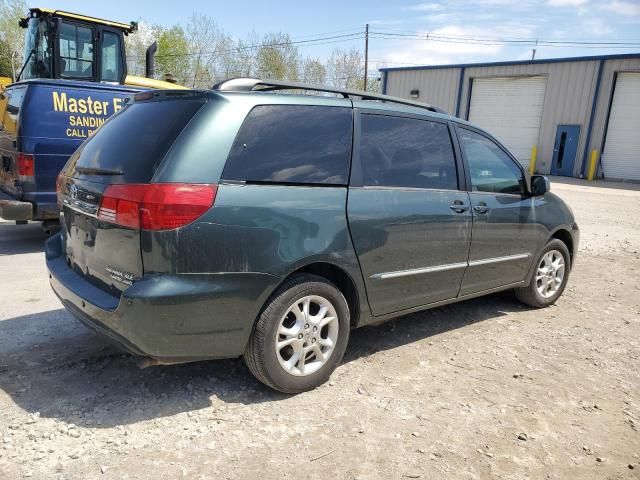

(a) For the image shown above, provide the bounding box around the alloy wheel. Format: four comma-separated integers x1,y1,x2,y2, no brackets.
275,295,339,376
536,249,565,298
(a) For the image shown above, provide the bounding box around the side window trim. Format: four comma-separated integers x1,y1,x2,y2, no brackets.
448,121,468,192
454,123,527,196
350,109,463,191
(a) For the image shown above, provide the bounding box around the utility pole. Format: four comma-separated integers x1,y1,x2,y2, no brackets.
363,23,369,91
532,48,536,60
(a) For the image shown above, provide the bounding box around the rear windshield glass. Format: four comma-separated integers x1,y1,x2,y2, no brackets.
222,105,352,185
66,98,205,183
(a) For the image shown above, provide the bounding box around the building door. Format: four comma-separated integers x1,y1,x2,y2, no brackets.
601,72,640,181
550,125,581,177
468,76,547,170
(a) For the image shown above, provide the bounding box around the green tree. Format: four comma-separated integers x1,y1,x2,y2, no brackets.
0,38,13,77
156,25,190,84
302,58,326,85
0,0,27,80
255,32,300,81
186,13,225,88
124,21,161,77
327,47,364,90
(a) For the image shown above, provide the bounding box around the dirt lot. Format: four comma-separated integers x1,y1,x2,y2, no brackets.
1,179,639,480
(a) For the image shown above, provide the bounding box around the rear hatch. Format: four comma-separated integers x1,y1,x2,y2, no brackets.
59,91,209,295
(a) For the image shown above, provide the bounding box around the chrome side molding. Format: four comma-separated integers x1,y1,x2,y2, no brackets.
371,253,531,280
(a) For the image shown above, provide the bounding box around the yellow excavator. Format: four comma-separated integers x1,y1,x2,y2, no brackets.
16,7,185,89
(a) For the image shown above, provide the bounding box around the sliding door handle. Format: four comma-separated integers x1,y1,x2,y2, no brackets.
473,203,490,214
450,200,469,213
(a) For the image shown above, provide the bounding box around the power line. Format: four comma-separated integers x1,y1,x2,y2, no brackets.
136,32,364,59
372,30,640,44
369,31,640,48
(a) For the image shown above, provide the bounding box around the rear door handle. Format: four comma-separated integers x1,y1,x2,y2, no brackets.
450,200,469,213
473,202,490,214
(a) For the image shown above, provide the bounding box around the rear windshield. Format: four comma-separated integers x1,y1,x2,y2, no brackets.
66,98,205,183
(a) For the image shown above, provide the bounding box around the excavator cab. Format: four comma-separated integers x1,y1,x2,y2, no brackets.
19,8,134,84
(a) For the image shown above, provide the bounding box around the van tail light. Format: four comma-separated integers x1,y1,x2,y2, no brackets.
97,183,217,231
17,153,35,178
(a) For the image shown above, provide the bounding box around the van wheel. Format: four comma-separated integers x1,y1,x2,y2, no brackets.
244,274,350,393
515,239,571,308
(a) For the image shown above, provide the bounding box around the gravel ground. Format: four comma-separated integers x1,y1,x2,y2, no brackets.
1,178,639,480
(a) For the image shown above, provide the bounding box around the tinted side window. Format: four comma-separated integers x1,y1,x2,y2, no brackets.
223,105,352,185
101,32,123,82
459,129,524,195
59,22,94,79
359,114,458,190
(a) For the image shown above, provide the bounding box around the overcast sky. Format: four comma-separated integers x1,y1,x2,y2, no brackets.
39,0,640,68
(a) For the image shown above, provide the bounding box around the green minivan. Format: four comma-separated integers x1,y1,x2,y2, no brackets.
47,78,579,393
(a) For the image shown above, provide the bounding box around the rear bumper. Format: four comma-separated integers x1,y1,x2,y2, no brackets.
0,198,32,221
46,233,280,362
0,189,58,221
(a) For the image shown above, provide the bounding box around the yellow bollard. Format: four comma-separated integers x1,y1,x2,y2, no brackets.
529,146,537,175
587,150,599,181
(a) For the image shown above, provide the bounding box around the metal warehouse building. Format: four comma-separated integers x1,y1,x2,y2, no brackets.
380,53,640,181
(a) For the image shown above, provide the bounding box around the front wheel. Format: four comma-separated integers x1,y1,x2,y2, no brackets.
244,274,350,393
515,238,571,308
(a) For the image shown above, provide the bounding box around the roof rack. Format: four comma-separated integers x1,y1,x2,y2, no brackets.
211,77,449,115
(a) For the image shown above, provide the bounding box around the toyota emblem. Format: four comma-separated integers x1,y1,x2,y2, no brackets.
70,183,78,200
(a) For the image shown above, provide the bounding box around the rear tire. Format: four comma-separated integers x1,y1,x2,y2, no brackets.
244,274,350,393
515,238,571,308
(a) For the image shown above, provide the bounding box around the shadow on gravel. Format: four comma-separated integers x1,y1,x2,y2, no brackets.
0,222,49,255
0,292,526,428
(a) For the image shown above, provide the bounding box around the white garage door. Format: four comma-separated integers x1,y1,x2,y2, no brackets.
601,72,640,181
468,76,547,169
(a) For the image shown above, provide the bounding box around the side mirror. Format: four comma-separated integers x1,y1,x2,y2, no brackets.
530,175,550,196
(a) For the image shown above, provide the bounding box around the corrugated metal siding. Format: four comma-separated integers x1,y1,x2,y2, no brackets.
384,68,460,114
459,61,598,175
385,57,640,178
588,58,640,177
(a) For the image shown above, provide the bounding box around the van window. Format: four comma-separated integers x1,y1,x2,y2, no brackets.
101,32,123,82
67,98,205,183
1,86,27,133
359,114,458,190
458,128,524,195
59,22,94,79
222,105,352,185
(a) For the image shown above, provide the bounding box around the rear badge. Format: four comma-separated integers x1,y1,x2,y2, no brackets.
106,266,135,286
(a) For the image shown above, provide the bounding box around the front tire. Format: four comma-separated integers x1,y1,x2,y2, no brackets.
244,274,350,393
515,238,571,308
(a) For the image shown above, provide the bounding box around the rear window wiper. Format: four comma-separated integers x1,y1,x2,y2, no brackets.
75,166,124,176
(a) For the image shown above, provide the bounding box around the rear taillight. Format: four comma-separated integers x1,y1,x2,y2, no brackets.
17,153,35,177
97,183,217,231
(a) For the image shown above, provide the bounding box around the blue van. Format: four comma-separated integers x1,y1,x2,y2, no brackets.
0,79,139,225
